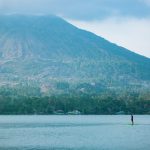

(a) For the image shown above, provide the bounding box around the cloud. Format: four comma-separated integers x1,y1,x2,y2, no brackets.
0,0,150,57
68,17,150,58
143,0,150,5
0,0,150,20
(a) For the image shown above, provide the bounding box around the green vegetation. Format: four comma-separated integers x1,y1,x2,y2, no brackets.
0,91,149,115
0,83,149,115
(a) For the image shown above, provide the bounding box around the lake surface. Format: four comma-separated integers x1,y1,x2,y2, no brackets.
0,115,150,150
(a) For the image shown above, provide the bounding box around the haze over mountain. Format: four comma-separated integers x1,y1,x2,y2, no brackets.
0,15,150,95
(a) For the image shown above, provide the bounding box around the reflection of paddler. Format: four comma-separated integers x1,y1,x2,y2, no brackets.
131,114,134,125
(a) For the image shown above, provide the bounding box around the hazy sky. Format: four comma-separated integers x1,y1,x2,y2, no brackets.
0,0,150,57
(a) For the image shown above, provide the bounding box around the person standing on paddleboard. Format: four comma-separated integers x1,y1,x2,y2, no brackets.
131,114,134,125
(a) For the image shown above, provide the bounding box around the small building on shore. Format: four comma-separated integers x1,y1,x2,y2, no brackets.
67,110,81,115
53,110,64,115
115,111,125,115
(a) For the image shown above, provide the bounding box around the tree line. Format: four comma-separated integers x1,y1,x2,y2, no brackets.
0,92,149,115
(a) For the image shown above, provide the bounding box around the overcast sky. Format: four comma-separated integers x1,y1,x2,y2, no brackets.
0,0,150,57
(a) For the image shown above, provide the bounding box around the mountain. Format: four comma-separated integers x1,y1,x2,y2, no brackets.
0,15,150,95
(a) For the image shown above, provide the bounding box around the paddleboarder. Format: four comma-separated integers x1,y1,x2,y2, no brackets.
131,114,134,125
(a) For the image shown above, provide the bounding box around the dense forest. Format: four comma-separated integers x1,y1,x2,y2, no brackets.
0,91,149,115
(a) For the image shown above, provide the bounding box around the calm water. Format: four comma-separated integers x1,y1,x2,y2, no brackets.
0,115,150,150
